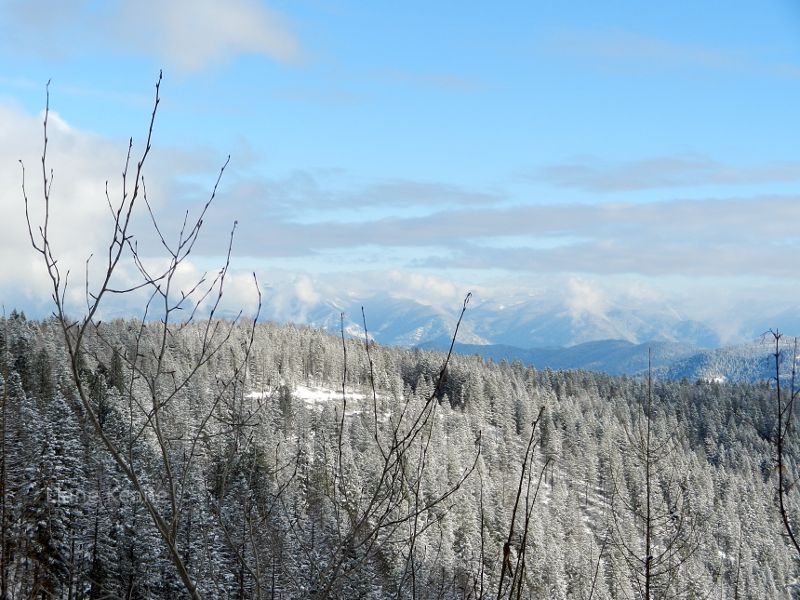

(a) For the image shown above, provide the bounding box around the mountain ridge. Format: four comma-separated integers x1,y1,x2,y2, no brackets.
278,292,725,349
257,291,793,382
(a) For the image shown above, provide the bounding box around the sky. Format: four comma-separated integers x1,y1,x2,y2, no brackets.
1,0,800,338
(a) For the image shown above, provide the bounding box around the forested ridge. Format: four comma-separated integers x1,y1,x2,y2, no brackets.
0,310,797,598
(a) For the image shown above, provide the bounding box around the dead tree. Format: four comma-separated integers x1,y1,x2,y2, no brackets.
496,405,548,600
769,330,800,559
609,350,702,599
22,73,260,599
293,294,481,599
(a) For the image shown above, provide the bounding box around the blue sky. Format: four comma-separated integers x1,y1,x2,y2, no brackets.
2,0,800,337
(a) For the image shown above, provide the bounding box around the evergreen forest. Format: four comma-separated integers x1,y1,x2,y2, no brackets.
0,310,797,598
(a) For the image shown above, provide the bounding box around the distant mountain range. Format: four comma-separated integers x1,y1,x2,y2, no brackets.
418,339,781,384
260,292,793,383
274,293,724,348
417,339,696,376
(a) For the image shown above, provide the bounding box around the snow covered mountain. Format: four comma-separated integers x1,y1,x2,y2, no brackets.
260,291,722,350
254,289,799,382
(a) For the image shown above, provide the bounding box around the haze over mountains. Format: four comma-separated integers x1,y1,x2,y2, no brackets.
257,290,791,383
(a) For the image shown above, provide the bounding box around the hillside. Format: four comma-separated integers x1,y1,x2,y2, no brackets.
420,338,783,384
0,312,796,598
419,339,697,376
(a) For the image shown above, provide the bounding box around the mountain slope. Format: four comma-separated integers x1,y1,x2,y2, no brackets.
266,293,722,349
419,339,698,376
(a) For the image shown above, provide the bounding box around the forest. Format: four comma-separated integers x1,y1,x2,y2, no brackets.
0,309,797,599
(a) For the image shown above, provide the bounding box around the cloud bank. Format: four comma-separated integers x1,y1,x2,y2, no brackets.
0,0,302,72
1,98,798,333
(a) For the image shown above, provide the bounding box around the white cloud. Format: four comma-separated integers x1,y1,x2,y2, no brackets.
3,96,800,335
0,99,247,318
383,271,466,307
294,274,320,305
0,102,123,310
565,277,609,319
0,0,302,72
117,0,303,72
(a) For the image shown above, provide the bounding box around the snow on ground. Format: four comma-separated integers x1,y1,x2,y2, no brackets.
293,384,367,407
246,384,372,416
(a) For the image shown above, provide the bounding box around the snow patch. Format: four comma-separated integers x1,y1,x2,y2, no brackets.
293,384,367,406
